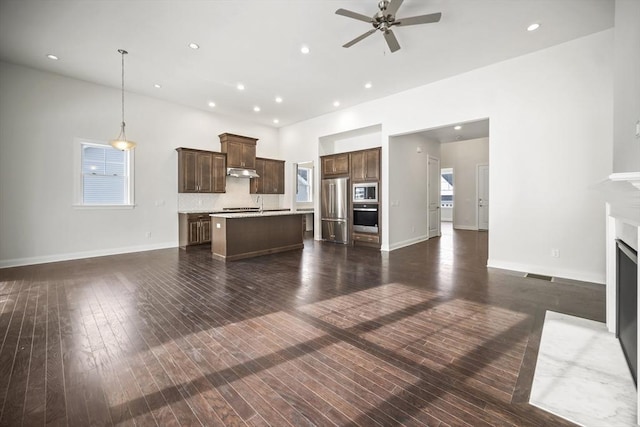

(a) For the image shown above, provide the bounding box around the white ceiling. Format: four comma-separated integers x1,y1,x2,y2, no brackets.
0,0,614,128
419,118,490,144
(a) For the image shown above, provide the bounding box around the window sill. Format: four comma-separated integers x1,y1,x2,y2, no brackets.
73,204,136,210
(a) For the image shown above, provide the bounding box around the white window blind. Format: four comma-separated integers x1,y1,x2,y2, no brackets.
81,143,130,205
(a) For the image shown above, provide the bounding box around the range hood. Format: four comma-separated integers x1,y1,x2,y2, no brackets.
227,167,259,178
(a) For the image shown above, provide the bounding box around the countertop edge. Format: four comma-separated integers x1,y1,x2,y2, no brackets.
210,211,305,219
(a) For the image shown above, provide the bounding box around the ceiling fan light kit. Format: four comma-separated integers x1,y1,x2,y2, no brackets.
336,0,441,53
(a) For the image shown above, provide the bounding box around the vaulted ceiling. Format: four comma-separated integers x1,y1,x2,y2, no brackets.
0,0,614,128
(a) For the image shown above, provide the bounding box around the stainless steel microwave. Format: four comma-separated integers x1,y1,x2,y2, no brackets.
353,182,378,203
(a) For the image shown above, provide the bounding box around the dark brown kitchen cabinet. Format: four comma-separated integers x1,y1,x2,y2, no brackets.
179,213,212,248
251,158,285,194
211,152,226,193
176,148,226,193
350,148,380,182
219,133,257,169
321,153,349,177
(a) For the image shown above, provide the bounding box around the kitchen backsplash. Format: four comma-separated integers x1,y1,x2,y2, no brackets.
178,177,282,212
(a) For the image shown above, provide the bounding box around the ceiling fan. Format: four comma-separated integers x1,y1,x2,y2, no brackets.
336,0,442,53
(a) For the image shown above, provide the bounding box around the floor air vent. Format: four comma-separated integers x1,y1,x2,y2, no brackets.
526,273,553,281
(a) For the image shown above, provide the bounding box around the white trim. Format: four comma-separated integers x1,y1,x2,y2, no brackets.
454,225,479,231
605,203,617,332
609,172,640,190
487,259,605,285
0,242,177,269
384,235,429,252
72,204,136,210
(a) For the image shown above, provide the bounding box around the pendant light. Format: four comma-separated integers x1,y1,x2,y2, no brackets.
110,49,136,151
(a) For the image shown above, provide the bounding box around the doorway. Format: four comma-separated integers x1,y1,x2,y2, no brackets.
440,168,453,222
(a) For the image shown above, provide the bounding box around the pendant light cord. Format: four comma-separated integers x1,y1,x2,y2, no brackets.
121,50,125,126
117,49,128,132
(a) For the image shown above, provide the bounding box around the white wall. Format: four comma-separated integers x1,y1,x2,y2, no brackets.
388,133,440,249
0,61,278,267
613,0,640,173
441,138,490,230
280,30,613,283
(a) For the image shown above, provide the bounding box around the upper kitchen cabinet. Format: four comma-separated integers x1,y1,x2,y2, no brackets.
251,158,285,194
219,133,257,169
211,152,226,193
321,153,349,177
176,148,226,193
350,148,380,182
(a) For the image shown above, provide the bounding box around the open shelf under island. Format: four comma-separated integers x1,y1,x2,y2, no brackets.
210,211,305,261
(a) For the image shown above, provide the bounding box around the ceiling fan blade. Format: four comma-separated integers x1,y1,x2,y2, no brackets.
335,8,374,23
343,29,377,48
385,0,405,17
395,12,442,26
383,29,401,53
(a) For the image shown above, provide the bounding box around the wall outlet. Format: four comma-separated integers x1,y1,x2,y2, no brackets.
197,199,203,206
551,248,560,258
216,223,221,229
145,231,152,239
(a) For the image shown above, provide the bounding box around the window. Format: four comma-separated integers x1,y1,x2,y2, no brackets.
296,166,313,203
440,168,453,208
77,141,134,206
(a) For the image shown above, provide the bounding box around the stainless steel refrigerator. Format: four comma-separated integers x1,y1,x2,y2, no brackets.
321,177,349,244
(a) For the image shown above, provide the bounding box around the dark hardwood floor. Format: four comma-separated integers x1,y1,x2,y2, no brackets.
0,224,604,426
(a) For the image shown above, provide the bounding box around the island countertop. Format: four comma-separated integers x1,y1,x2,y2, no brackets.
209,210,303,219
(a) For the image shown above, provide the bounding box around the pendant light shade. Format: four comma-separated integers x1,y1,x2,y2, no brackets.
110,49,136,151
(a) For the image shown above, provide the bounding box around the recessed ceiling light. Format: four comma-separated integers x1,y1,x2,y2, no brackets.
300,45,310,54
273,119,279,124
153,83,162,89
364,82,372,89
46,54,59,60
253,106,261,112
527,23,541,32
208,101,216,107
333,101,340,107
454,125,462,130
237,83,245,91
188,42,200,49
275,96,283,103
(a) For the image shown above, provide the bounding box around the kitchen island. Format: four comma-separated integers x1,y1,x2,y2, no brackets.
210,211,305,261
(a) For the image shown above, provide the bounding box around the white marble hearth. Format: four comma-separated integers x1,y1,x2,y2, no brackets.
530,311,636,426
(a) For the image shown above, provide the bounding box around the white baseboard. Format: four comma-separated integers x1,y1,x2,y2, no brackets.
0,242,178,269
454,225,479,231
385,235,429,252
487,258,605,285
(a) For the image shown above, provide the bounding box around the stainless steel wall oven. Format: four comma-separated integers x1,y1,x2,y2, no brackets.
353,204,379,233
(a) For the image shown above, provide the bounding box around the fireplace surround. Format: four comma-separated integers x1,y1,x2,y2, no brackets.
604,172,640,424
617,239,638,385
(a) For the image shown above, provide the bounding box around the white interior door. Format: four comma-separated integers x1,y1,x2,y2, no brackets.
477,164,489,230
428,156,441,238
